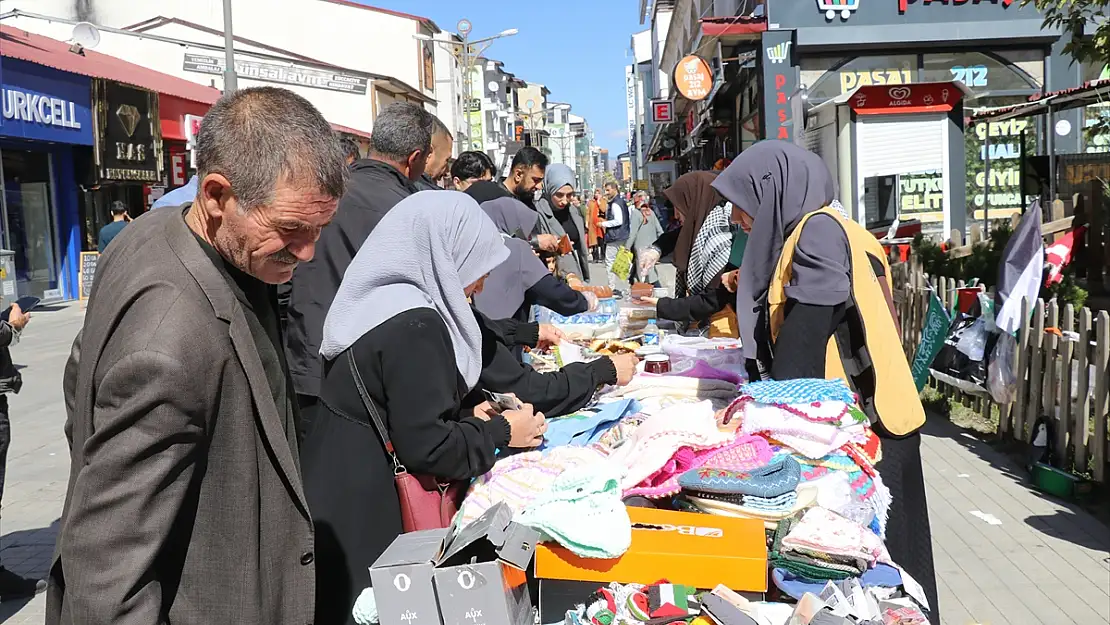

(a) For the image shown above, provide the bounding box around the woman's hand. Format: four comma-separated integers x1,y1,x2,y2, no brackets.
535,234,559,253
634,296,658,306
721,269,740,293
536,324,565,349
608,353,639,386
472,401,498,421
504,403,547,448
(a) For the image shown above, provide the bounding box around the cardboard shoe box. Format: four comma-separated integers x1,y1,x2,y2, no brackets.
370,503,540,625
535,506,767,590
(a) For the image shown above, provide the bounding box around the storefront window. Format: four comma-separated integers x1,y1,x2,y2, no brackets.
1081,60,1110,153
964,95,1038,227
922,51,1041,102
802,55,917,103
1,149,60,299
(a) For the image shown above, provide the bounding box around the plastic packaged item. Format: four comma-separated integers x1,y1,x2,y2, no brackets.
987,331,1018,404
955,317,989,361
643,319,661,346
660,334,744,369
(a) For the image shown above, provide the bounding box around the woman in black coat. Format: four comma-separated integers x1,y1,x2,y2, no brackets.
301,192,545,625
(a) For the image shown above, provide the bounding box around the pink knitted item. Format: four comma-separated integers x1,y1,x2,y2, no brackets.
698,434,774,472
624,433,776,499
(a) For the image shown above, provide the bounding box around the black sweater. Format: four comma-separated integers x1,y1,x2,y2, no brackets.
656,283,733,325
473,310,616,417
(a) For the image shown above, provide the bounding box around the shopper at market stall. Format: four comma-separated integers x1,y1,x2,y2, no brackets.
636,171,746,337
450,150,494,191
712,140,938,622
51,86,346,625
503,146,548,209
413,116,454,191
600,181,631,294
535,163,591,281
285,102,431,425
473,196,590,322
626,191,665,286
302,191,546,625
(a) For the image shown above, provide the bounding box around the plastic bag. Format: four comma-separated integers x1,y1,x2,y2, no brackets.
610,246,634,282
637,246,661,281
956,317,989,361
988,332,1018,404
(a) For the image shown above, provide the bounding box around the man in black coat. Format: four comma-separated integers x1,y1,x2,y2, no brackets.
285,102,436,427
412,116,453,191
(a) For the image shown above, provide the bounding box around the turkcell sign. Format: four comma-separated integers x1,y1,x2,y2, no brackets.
2,89,83,130
0,58,93,145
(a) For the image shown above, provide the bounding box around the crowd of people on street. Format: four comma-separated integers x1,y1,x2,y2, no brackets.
14,85,937,625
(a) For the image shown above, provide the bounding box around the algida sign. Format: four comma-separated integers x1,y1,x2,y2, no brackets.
94,80,163,183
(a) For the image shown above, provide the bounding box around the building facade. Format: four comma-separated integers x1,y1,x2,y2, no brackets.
763,0,1093,237
0,55,91,301
4,0,438,136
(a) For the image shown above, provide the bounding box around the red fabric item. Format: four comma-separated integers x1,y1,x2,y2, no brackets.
1045,226,1086,286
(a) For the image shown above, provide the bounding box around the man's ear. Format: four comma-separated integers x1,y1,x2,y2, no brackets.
199,173,233,218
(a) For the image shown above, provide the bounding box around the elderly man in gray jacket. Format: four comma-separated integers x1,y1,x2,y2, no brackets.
48,87,347,625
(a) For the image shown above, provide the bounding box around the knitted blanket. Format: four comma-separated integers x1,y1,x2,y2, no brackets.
624,433,771,499
517,466,632,559
781,507,886,565
605,400,732,492
457,446,606,527
739,378,857,405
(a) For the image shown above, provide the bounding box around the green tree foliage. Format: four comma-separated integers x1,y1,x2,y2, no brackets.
1026,0,1110,139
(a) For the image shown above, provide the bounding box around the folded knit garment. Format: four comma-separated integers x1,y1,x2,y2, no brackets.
604,400,733,492
738,378,857,405
542,399,640,450
768,512,856,582
796,451,892,537
456,445,606,527
771,563,904,601
781,506,887,566
740,491,799,512
517,466,632,559
623,433,772,499
607,375,740,403
678,455,801,498
735,403,868,459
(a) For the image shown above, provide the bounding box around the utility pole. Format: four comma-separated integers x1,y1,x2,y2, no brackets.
458,19,473,147
222,0,238,93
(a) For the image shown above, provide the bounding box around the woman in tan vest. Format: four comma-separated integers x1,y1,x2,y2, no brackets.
713,141,939,623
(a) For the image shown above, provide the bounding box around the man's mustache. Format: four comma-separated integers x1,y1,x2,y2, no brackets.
270,248,298,264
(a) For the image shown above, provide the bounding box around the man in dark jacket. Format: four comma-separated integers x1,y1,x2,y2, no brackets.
285,102,435,425
0,303,41,602
413,116,453,191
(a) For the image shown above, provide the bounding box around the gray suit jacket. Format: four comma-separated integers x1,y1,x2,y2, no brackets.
48,207,315,625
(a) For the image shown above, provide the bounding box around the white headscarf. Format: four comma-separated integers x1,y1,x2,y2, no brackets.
320,191,510,389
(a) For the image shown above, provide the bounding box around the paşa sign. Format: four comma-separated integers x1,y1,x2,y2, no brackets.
899,0,1014,11
94,80,163,183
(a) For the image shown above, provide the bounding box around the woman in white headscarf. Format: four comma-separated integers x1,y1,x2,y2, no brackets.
301,191,546,625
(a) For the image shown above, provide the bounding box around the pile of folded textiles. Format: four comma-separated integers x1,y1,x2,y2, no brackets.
769,507,888,581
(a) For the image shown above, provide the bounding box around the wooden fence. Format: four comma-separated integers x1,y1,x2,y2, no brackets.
891,253,1110,484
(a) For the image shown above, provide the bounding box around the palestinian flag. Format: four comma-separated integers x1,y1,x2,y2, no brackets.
995,199,1044,334
647,584,701,619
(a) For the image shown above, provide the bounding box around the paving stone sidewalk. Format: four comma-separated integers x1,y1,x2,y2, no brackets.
1,299,1108,624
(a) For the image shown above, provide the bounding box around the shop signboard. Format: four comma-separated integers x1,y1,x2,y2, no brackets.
0,57,93,145
182,54,369,95
761,30,797,141
769,0,1037,28
467,111,483,152
651,99,675,124
674,56,714,102
94,80,163,183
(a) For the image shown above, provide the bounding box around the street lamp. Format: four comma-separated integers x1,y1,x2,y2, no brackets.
414,22,517,148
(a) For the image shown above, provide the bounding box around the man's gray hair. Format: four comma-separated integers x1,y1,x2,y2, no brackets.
195,87,347,210
431,115,452,139
370,102,436,162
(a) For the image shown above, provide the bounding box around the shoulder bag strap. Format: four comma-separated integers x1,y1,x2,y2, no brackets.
346,349,406,473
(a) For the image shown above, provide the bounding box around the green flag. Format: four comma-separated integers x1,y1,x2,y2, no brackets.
911,292,951,392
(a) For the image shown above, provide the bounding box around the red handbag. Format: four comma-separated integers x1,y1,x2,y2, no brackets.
347,351,465,532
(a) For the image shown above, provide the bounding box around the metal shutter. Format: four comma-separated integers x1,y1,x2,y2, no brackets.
856,114,945,178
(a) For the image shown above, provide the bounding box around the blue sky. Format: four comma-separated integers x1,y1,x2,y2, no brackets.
361,0,644,155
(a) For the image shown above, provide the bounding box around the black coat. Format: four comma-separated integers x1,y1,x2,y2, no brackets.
285,159,417,398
